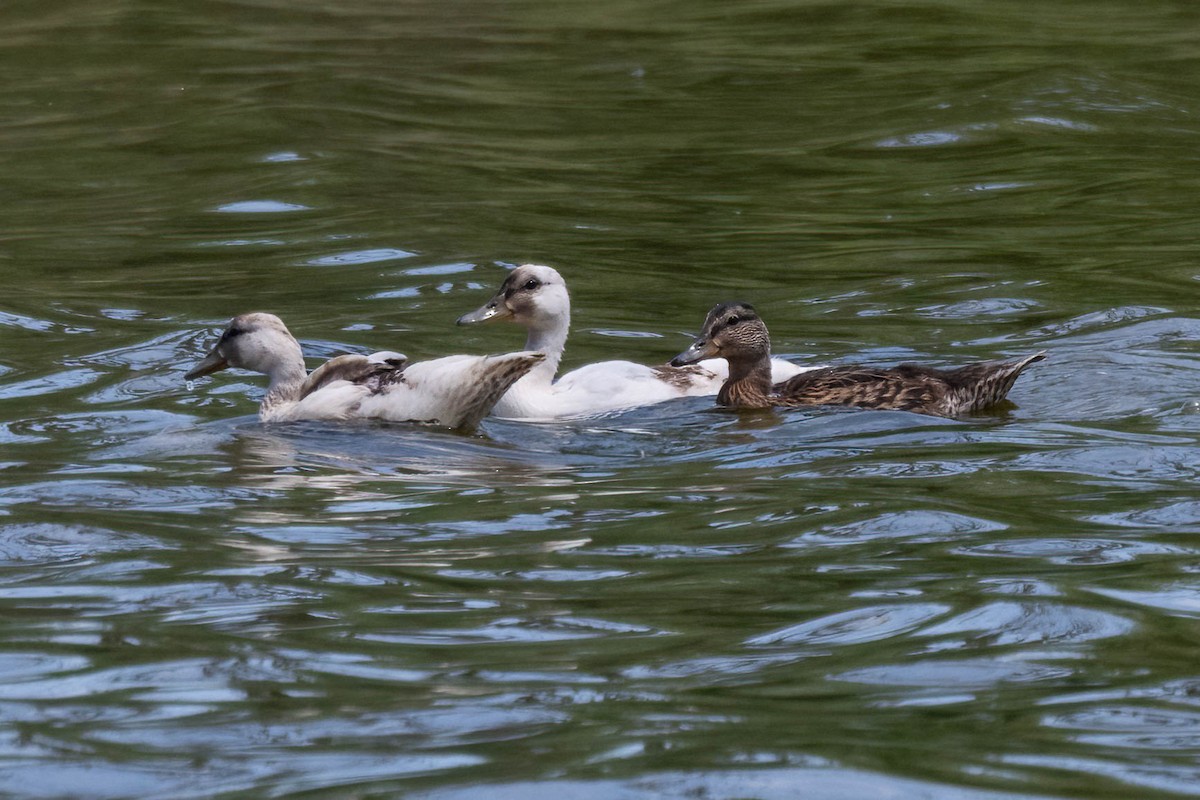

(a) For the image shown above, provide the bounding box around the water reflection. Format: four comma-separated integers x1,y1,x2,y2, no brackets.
2,0,1200,796
411,767,1053,800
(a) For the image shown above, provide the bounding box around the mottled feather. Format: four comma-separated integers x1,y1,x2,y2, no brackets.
772,354,1045,416
300,353,408,400
650,363,722,389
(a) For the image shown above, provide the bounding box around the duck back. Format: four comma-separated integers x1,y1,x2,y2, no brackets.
772,352,1045,416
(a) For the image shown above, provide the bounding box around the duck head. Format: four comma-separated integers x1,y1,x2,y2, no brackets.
671,301,770,367
456,264,570,330
185,312,304,380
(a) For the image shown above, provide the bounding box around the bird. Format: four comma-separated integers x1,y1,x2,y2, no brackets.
671,301,1045,417
185,312,544,429
455,264,808,419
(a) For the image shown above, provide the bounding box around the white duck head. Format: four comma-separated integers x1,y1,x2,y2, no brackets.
185,312,307,392
457,264,571,375
457,264,569,328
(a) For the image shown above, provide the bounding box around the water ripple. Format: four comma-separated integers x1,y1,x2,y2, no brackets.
1087,499,1200,530
0,368,104,400
1003,753,1200,796
213,200,311,213
410,767,1051,800
785,511,1005,549
916,601,1134,647
955,537,1187,565
1043,705,1200,750
0,480,243,512
0,523,169,566
305,247,417,267
1089,584,1200,617
836,658,1074,690
361,616,658,646
747,603,951,647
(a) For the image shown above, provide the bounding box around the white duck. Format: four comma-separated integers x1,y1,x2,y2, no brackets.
185,312,544,429
455,265,807,419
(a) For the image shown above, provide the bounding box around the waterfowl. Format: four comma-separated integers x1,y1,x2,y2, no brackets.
455,265,807,419
671,301,1045,417
185,312,545,429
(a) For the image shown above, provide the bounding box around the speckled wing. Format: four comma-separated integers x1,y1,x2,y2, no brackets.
299,352,409,400
356,350,545,429
771,351,1045,416
772,365,945,413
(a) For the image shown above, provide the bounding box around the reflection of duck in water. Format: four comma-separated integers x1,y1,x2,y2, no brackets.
456,264,807,419
672,301,1045,417
185,312,544,429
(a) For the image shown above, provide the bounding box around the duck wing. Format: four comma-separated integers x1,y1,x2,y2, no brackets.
772,351,1045,416
772,365,943,412
299,351,408,399
357,350,545,429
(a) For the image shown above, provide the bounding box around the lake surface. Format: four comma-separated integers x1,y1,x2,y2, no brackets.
3,1,1200,797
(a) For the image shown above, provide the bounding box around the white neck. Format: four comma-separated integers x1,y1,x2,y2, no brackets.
519,312,569,388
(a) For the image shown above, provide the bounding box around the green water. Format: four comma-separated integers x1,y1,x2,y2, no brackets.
4,1,1200,797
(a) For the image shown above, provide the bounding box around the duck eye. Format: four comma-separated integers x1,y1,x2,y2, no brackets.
727,315,740,326
523,279,540,291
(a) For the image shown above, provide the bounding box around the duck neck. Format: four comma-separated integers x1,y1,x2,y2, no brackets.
717,353,774,409
520,314,569,387
260,354,308,416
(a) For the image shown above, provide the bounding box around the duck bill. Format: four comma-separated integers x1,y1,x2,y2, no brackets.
456,292,513,325
670,338,719,367
185,348,229,381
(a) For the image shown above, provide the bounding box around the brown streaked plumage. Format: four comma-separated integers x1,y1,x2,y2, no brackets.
300,352,409,400
671,301,1045,417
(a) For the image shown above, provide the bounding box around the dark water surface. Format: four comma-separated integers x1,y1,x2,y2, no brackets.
4,1,1200,797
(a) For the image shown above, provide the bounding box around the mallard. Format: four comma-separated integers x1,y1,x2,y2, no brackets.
455,264,808,419
185,312,544,429
671,301,1045,416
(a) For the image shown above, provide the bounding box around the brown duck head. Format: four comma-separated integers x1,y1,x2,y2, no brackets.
671,301,771,368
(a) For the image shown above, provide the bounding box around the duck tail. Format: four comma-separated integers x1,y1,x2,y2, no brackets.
455,351,546,429
948,351,1046,413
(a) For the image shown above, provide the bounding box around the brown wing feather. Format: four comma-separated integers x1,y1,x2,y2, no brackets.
651,363,719,389
771,352,1045,416
452,352,546,430
300,354,408,400
772,365,943,412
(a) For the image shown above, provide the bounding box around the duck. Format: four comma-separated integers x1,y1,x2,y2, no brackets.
455,264,808,419
671,301,1045,417
185,312,545,429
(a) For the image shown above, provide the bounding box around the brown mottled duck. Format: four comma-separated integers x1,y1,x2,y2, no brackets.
671,301,1044,417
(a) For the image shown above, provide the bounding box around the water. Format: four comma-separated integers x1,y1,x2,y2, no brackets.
3,0,1200,797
